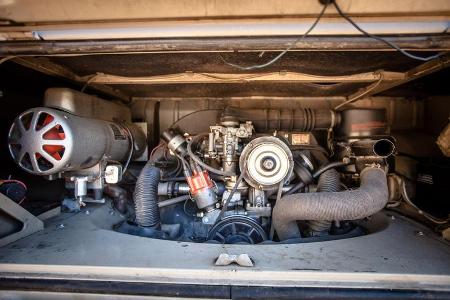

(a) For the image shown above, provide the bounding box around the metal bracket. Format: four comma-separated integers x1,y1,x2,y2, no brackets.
0,193,44,247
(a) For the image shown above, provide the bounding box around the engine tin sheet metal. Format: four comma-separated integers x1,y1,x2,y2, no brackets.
0,202,449,292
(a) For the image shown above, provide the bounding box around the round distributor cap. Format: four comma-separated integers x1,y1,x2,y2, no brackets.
239,136,293,189
8,107,73,176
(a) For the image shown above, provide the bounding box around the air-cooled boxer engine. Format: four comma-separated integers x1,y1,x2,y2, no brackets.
7,89,395,243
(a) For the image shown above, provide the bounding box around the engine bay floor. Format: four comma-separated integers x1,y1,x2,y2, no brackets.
0,201,450,291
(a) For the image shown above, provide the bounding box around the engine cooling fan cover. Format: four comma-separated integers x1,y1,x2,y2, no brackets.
208,216,267,244
8,107,73,175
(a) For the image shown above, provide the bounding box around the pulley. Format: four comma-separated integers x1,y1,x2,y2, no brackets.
239,136,293,190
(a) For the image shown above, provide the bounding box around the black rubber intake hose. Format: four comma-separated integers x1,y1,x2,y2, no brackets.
273,167,388,241
133,163,161,228
222,107,340,131
308,169,341,233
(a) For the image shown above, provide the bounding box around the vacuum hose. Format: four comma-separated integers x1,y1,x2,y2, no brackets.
273,167,388,241
134,163,161,228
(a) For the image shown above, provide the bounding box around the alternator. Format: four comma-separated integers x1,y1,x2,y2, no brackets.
239,136,293,190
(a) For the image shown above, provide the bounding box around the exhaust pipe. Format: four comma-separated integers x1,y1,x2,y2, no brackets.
351,139,395,158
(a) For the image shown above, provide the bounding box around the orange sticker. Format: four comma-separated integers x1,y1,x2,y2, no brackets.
291,133,310,145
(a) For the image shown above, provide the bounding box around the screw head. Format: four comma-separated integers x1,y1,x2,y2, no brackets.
261,156,276,171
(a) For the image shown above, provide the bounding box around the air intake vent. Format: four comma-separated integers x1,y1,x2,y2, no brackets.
8,108,70,175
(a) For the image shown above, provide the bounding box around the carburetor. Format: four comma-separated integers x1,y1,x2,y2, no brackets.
207,117,253,175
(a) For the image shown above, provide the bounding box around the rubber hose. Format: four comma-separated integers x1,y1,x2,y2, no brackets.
134,163,161,228
317,168,341,193
308,169,341,234
273,167,388,241
104,185,128,214
221,107,338,131
158,195,191,208
284,161,350,196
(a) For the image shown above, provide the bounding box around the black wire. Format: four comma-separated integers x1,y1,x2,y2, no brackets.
218,4,329,71
332,1,443,62
283,160,351,196
219,1,443,71
170,109,223,129
160,177,186,182
216,166,246,222
290,145,330,157
120,124,134,176
313,160,350,178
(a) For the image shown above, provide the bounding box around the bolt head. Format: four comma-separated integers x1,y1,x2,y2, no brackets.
262,159,275,170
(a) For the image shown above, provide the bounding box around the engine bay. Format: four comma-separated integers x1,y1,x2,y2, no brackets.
5,88,400,244
1,1,450,297
0,51,449,296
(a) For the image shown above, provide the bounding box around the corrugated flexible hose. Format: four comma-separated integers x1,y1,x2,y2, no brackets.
273,167,388,241
307,168,341,234
134,163,161,228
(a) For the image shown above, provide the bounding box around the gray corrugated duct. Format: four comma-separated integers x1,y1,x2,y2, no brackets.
307,168,341,234
134,163,161,228
273,167,388,241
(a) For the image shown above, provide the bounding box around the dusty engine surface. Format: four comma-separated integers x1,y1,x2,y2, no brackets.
144,110,394,243
7,89,396,244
